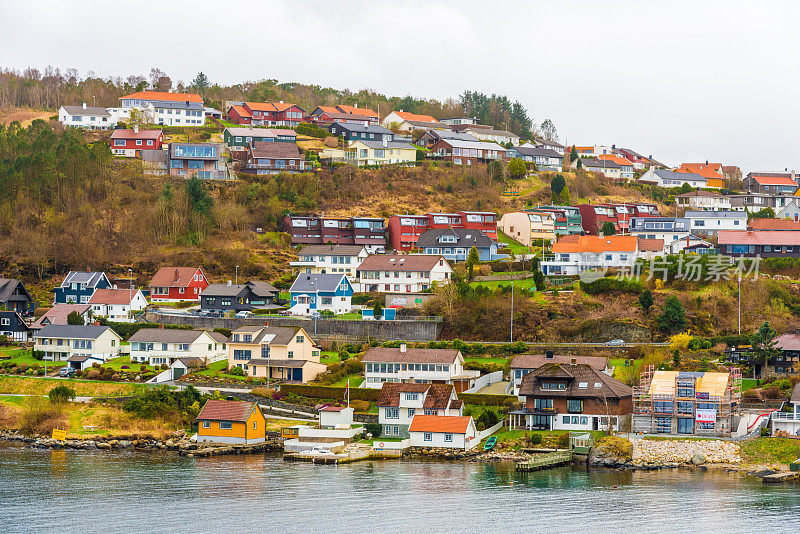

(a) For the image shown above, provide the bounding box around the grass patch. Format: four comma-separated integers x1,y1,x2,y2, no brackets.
0,348,66,368
470,277,539,291
497,230,530,256
464,356,507,365
741,378,758,391
740,437,800,465
327,374,364,388
0,376,146,397
611,358,642,381
0,395,26,407
194,360,251,381
320,351,341,365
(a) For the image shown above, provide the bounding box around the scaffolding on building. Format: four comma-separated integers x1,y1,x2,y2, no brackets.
632,365,741,437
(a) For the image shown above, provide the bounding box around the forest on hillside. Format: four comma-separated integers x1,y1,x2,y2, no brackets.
0,67,557,141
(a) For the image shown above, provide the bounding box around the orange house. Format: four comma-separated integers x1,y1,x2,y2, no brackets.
196,400,267,444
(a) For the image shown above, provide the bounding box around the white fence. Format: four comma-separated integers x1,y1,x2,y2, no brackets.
464,371,504,393
372,439,410,451
477,421,504,441
149,369,172,384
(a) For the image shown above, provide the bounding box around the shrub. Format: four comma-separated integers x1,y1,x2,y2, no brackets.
596,436,633,460
228,366,245,377
20,396,67,436
86,369,101,380
526,433,543,446
580,278,641,295
48,385,76,405
338,350,350,362
556,433,570,449
349,399,370,412
364,423,382,437
761,386,782,399
477,409,500,429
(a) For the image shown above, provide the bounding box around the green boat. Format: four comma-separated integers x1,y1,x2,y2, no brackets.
484,436,497,451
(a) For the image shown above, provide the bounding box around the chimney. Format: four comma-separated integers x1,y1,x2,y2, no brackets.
82,102,87,109
134,124,139,134
185,100,189,106
545,351,554,359
792,169,797,184
400,342,407,353
280,100,284,104
173,268,180,283
570,358,577,366
705,159,709,166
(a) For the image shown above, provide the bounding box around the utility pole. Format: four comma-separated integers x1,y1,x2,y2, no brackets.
510,281,514,343
738,276,742,336
235,265,239,285
128,268,133,320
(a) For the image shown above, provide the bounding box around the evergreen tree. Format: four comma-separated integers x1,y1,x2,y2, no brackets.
639,289,654,314
466,246,480,280
192,72,209,95
508,158,527,179
658,296,687,334
550,174,566,196
67,311,83,325
751,321,779,378
533,270,545,291
570,146,578,162
601,222,616,236
373,299,383,319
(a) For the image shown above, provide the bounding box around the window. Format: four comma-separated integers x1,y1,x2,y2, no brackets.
567,399,583,413
253,421,257,430
444,433,453,442
202,421,210,428
287,351,294,359
423,432,432,442
296,336,304,343
562,416,570,424
405,393,418,401
408,408,415,417
219,422,232,430
533,398,553,411
385,408,399,419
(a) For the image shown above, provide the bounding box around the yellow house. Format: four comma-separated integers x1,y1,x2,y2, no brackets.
499,211,557,246
228,325,327,383
196,399,266,444
345,139,417,166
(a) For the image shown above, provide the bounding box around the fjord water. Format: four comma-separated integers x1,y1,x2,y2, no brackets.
1,445,800,534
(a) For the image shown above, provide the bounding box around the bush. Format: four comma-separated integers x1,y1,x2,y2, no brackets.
364,423,382,437
48,385,76,405
580,278,642,295
459,393,516,406
477,409,500,429
86,369,101,380
338,350,350,362
281,383,379,402
228,366,245,376
349,399,370,412
596,436,633,460
526,432,543,446
556,433,570,449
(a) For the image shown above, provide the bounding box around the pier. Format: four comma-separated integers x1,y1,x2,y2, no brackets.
515,451,573,472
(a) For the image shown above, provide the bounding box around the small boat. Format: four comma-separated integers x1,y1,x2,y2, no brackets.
484,436,497,451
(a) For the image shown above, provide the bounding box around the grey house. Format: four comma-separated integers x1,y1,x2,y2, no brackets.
414,228,503,262
200,281,280,312
0,278,34,314
328,123,394,143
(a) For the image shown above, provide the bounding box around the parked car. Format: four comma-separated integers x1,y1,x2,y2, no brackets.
310,445,335,456
605,339,625,346
58,366,76,378
235,310,252,318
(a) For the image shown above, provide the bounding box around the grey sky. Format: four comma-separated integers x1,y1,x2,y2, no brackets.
2,0,798,172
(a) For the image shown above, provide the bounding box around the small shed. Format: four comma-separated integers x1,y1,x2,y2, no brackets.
319,406,354,428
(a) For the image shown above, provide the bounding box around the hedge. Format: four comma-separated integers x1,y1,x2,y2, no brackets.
579,278,642,295
280,384,380,402
459,393,516,406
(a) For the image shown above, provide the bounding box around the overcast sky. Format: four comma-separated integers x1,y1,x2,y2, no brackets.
2,0,798,172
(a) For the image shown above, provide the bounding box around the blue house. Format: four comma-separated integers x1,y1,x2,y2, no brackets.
0,310,31,342
288,273,353,316
414,228,504,262
53,271,112,305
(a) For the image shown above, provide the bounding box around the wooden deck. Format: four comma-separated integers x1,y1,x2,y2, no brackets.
515,451,573,471
763,471,800,484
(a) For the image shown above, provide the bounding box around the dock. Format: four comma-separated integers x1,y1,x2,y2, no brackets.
284,449,402,465
515,450,573,471
763,471,800,484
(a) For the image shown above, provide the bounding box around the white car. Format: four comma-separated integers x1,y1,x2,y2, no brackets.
605,339,625,346
235,310,252,318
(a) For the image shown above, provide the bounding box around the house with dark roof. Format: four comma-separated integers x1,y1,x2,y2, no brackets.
227,325,325,383
129,328,228,366
638,167,708,189
34,324,122,366
427,137,507,165
506,145,563,171
88,288,148,323
288,273,353,316
58,103,113,129
355,254,452,294
461,126,520,146
0,278,34,315
226,101,305,127
308,104,379,126
53,271,112,305
200,281,279,312
509,353,611,396
148,267,209,302
328,123,394,143
743,172,799,195
223,127,297,149
196,399,267,444
377,382,462,438
289,245,369,277
244,141,306,175
414,129,478,149
414,228,503,262
675,190,732,211
511,362,632,432
362,343,479,391
109,126,164,157
0,310,30,342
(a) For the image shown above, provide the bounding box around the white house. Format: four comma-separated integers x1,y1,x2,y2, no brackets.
117,91,205,126
638,168,707,188
777,201,800,221
289,244,369,280
675,190,732,211
771,383,800,436
540,235,640,276
355,254,452,293
408,415,478,450
377,382,462,437
685,210,747,236
87,288,148,323
34,325,122,364
58,104,114,129
381,110,442,132
462,126,520,146
129,328,228,366
362,344,479,389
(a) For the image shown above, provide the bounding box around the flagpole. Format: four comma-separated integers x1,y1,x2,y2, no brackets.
347,379,350,408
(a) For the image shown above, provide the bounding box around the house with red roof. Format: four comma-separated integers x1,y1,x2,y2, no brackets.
676,163,726,189
377,382,462,438
717,230,800,257
148,267,210,302
116,91,205,126
408,415,478,450
109,126,163,157
88,288,148,323
598,154,635,180
308,104,379,126
196,400,266,444
226,101,305,127
743,171,799,195
381,110,442,132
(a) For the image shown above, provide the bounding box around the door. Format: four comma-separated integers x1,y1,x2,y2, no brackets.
173,367,186,380
677,418,693,434
291,368,302,381
592,417,599,431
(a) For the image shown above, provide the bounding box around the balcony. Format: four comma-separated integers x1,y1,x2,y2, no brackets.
772,412,800,421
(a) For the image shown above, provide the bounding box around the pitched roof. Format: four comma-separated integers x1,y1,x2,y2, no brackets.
420,130,479,142
62,105,111,116
775,334,800,352
551,235,638,254
363,347,460,364
518,363,632,398
249,141,301,159
581,157,620,170
248,358,307,368
510,354,608,370
60,271,107,288
120,91,203,103
298,244,366,256
110,129,163,140
415,228,495,249
748,219,800,231
149,267,203,288
332,123,393,135
438,138,508,152
336,104,379,118
357,254,447,272
408,415,473,434
598,155,634,167
245,101,302,113
0,278,29,303
30,304,91,329
685,210,746,219
377,383,456,409
749,173,798,186
289,273,348,294
677,163,725,180
225,127,285,138
637,238,665,252
196,399,257,422
390,111,439,123
229,104,252,118
128,328,211,343
354,140,415,150
231,325,300,346
203,281,278,298
88,289,138,305
647,168,707,184
512,146,563,159
717,230,800,246
35,324,115,340
466,127,519,138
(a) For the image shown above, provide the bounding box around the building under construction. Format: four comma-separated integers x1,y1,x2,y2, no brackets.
633,366,742,437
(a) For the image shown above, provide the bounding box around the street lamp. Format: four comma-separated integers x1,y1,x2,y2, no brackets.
128,268,133,320
235,265,239,285
510,281,514,343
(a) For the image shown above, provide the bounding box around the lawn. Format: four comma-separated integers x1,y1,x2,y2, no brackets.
195,360,250,381
464,356,508,365
611,358,642,381
740,437,800,465
320,351,341,365
0,347,66,368
470,277,539,291
0,376,146,397
0,394,26,407
497,230,530,256
486,427,608,445
328,374,364,387
741,378,759,391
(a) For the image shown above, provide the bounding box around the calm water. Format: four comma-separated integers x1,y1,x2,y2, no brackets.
1,444,800,534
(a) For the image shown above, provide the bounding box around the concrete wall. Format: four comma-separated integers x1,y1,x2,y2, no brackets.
464,371,504,393
146,311,442,342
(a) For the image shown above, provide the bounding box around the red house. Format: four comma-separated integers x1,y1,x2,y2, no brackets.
109,126,163,158
387,211,498,251
227,101,305,127
148,267,210,302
